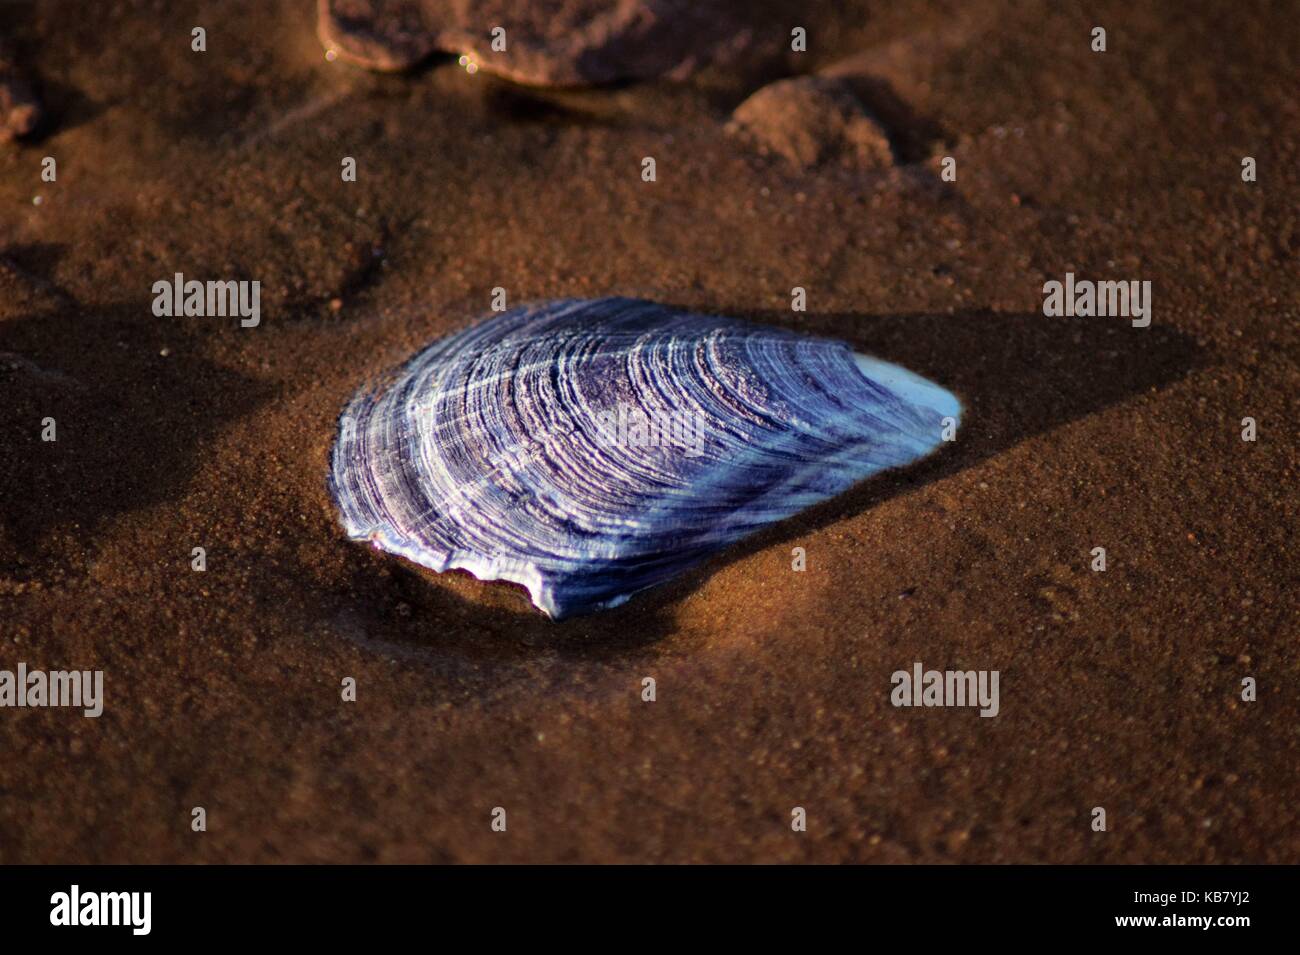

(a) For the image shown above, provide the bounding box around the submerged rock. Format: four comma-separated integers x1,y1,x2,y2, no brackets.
728,76,894,171
318,0,748,86
330,298,960,618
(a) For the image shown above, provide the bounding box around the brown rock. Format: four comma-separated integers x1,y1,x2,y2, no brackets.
0,38,40,142
318,0,748,86
728,76,895,171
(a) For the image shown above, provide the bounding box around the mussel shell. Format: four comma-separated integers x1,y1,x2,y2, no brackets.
330,297,960,618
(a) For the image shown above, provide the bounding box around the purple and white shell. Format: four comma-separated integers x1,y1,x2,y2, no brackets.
329,297,961,618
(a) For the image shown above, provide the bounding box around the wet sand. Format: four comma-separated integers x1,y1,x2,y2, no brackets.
0,0,1296,862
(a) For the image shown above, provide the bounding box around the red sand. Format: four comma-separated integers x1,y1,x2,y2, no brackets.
0,0,1296,862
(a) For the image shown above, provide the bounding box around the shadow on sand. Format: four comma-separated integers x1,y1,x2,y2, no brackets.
0,270,275,580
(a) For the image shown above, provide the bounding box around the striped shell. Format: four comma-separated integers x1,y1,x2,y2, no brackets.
329,297,961,618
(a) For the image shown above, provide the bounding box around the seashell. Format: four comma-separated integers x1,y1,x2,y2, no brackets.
317,0,749,86
329,298,961,618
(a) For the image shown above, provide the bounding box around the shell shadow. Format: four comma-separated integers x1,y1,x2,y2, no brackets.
329,305,1205,660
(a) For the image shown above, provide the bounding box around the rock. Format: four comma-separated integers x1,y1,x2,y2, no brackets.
317,0,748,87
0,38,40,142
728,76,894,171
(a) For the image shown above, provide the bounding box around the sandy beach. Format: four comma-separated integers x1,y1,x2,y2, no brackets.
0,0,1296,863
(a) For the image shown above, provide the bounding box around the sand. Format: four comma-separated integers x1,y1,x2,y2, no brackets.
0,0,1296,863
